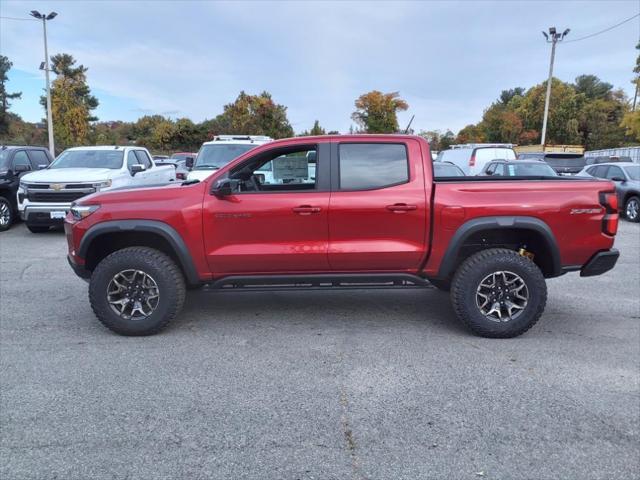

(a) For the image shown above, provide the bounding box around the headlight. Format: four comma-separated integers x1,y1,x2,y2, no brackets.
70,204,100,220
93,179,112,190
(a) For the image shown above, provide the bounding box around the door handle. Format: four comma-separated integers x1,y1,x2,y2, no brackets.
386,203,417,212
292,205,322,215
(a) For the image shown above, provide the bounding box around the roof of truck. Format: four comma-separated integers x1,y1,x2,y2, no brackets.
64,145,140,151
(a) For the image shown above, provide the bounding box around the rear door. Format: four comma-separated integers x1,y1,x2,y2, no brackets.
328,139,428,271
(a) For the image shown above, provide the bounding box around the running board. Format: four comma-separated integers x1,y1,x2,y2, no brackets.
204,273,431,292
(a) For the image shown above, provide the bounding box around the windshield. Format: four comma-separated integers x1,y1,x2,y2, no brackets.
505,163,557,176
625,165,640,180
50,150,123,169
194,143,259,170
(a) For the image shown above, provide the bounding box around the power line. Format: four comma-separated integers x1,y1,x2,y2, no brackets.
0,16,38,22
564,13,639,43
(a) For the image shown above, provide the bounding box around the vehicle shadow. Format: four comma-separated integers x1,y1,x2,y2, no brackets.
179,287,470,336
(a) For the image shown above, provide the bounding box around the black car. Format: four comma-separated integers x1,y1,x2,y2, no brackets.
578,162,640,222
479,159,558,177
0,146,54,231
518,152,586,175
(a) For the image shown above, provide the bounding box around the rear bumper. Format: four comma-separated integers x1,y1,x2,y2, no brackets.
580,249,619,277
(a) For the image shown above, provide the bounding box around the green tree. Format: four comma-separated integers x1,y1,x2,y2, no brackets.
0,55,22,137
573,75,613,101
309,120,325,136
40,53,99,148
351,90,409,133
208,91,294,139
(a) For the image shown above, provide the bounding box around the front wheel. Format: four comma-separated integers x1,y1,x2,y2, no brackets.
625,196,640,222
450,248,547,338
89,247,186,336
0,198,13,232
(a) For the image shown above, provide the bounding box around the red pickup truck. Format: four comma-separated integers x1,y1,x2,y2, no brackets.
64,135,619,338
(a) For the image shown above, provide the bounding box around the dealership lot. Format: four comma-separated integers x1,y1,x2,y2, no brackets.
1,222,638,479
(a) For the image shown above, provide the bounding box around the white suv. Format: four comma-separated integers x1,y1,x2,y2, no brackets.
187,135,272,182
437,144,517,175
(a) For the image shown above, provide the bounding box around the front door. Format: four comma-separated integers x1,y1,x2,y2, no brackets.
203,143,331,276
328,140,428,272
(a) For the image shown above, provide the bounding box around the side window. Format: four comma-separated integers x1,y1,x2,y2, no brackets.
592,165,608,178
485,163,496,174
27,150,51,169
339,143,408,190
12,151,31,170
126,151,139,169
494,164,505,176
230,145,318,193
605,166,624,180
135,150,152,169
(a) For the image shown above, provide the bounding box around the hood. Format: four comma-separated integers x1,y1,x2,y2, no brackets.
187,169,218,182
21,167,117,183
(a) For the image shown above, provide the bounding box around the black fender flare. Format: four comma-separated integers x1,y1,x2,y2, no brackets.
78,219,200,285
436,216,562,279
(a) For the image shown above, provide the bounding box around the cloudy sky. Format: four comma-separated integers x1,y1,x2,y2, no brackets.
1,0,638,134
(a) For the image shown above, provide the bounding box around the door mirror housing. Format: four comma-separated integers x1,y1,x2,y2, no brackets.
610,176,625,183
14,164,30,173
211,178,238,198
130,164,146,176
185,156,194,169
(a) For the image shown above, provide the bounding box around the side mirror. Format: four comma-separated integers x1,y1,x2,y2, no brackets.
610,176,625,183
211,178,238,198
37,164,48,170
185,156,194,169
130,164,146,176
14,164,30,173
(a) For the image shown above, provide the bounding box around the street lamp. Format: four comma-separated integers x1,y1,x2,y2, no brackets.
540,26,570,146
29,10,57,156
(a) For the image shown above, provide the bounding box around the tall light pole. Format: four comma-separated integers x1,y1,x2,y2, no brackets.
30,10,57,157
540,26,569,146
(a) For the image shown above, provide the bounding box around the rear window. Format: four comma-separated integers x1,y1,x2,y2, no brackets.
194,144,258,170
433,162,464,177
475,148,516,161
339,143,409,190
543,154,586,167
503,163,557,176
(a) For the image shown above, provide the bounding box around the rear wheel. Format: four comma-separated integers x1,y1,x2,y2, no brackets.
450,248,547,338
0,197,13,232
27,225,50,233
625,196,640,222
89,247,186,336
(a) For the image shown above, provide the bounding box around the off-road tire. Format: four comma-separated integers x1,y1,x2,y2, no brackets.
27,225,49,233
624,196,640,223
428,278,451,291
0,197,13,232
89,247,186,336
450,248,547,338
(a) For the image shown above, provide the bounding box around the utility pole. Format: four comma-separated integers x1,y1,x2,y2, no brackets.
30,10,57,157
540,27,569,146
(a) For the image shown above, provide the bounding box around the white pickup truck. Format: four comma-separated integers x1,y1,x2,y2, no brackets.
18,146,176,232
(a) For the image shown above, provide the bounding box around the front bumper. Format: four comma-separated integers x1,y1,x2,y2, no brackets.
580,249,619,277
67,254,91,281
20,203,72,226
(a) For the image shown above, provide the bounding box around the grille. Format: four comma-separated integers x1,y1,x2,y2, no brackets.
27,191,92,202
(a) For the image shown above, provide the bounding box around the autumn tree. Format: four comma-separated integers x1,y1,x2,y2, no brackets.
0,55,22,137
41,54,99,149
351,90,408,133
206,91,294,139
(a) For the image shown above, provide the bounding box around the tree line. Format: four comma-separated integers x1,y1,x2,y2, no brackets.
1,49,639,154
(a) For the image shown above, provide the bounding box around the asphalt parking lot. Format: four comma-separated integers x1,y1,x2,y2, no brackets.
1,221,638,480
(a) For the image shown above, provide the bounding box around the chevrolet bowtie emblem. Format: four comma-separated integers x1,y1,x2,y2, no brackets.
51,183,64,191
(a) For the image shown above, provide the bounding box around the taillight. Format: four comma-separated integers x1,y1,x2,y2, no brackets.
599,191,619,236
469,153,476,167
